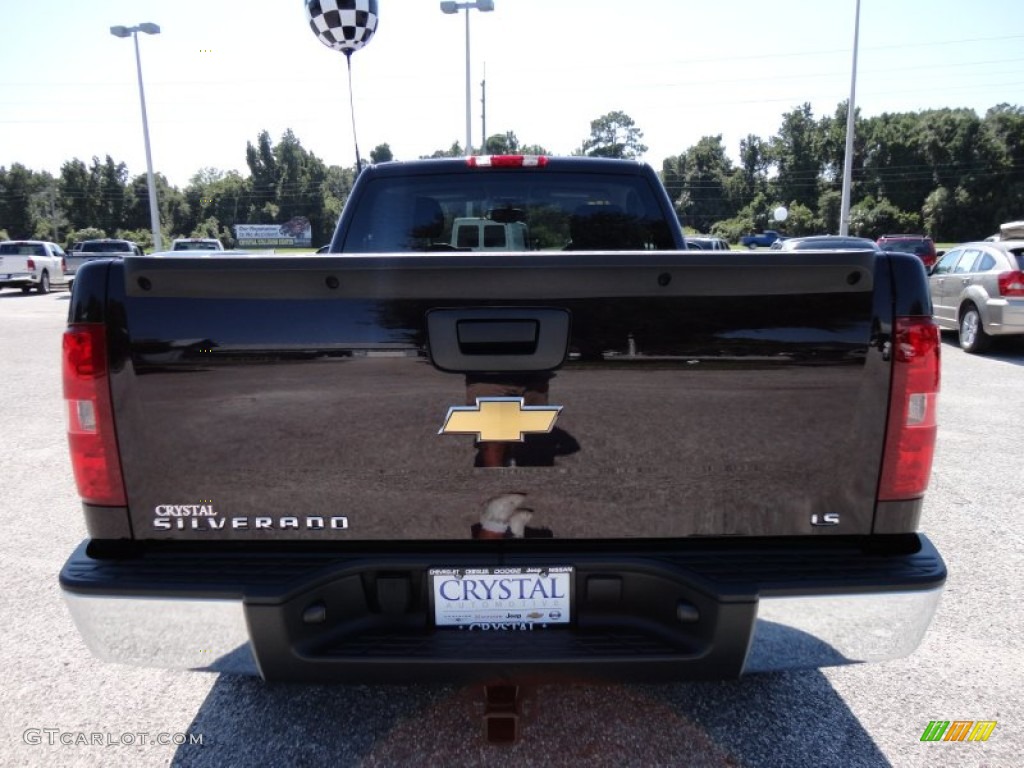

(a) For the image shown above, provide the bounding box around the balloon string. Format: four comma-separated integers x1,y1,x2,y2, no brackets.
345,52,363,174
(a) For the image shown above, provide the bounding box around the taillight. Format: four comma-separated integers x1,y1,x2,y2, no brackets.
63,324,126,506
879,317,940,500
27,258,36,270
997,270,1024,297
467,155,548,168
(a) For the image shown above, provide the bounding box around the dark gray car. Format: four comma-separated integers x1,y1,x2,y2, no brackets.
776,235,880,251
928,240,1024,353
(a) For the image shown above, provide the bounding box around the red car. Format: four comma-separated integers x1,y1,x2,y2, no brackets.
877,234,938,268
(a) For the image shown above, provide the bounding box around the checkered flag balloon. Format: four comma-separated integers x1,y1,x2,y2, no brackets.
305,0,379,54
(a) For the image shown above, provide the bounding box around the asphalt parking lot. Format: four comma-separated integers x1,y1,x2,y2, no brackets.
0,288,1021,767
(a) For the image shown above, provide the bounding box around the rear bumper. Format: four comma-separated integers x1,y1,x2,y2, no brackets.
60,536,945,683
983,297,1024,335
0,273,35,287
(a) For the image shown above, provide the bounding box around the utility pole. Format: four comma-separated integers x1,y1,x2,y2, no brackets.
50,186,59,244
480,65,487,153
110,23,163,251
839,0,861,236
440,1,495,156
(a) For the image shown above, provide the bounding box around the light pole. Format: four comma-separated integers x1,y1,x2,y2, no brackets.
439,1,494,156
110,23,163,252
838,0,861,236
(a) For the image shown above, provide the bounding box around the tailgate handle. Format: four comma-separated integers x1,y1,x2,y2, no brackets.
427,308,570,372
457,320,538,355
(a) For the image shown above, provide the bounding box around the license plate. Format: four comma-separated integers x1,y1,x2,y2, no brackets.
429,566,573,629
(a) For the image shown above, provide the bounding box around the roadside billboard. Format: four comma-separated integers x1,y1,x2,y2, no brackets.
234,217,312,248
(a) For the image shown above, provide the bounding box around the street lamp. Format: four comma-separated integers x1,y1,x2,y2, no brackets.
838,0,861,236
110,22,163,252
439,1,494,156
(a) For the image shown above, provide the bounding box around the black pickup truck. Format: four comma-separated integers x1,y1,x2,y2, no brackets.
60,156,945,684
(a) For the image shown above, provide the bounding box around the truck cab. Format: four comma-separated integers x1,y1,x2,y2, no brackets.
65,239,143,279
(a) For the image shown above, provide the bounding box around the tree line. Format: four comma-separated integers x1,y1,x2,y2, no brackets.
1,104,1021,248
662,103,1024,242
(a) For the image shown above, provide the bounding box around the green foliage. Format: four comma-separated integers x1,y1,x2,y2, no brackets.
818,101,862,183
33,219,58,241
735,134,770,202
710,216,754,244
424,142,464,159
321,164,355,229
0,163,44,239
848,197,921,238
770,103,823,211
660,155,686,214
666,136,737,233
816,190,842,234
479,132,551,156
859,111,929,214
579,111,647,159
4,105,1023,249
67,227,105,246
523,204,572,250
115,228,155,251
259,202,280,223
181,169,251,242
922,186,960,241
243,129,333,243
519,143,550,156
782,202,820,236
190,217,222,239
484,131,519,154
370,143,394,164
246,130,278,208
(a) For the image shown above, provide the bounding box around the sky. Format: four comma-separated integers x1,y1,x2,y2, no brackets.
1,0,1022,189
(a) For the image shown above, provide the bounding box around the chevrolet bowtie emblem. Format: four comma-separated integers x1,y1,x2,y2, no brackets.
439,398,562,442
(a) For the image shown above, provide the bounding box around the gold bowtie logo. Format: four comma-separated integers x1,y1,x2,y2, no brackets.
440,398,562,442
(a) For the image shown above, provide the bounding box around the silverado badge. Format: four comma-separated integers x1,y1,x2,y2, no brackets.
439,398,562,442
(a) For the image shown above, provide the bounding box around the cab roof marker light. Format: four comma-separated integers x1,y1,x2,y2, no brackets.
467,155,548,168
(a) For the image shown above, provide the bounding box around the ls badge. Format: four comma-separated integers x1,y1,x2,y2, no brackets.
440,398,561,442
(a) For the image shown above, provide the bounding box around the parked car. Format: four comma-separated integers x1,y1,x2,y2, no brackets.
927,240,1024,353
171,238,225,252
775,235,880,251
0,240,68,293
685,236,731,251
1000,221,1024,239
877,235,938,268
740,230,784,249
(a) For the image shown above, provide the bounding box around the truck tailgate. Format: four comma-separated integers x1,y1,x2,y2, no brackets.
105,251,886,542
